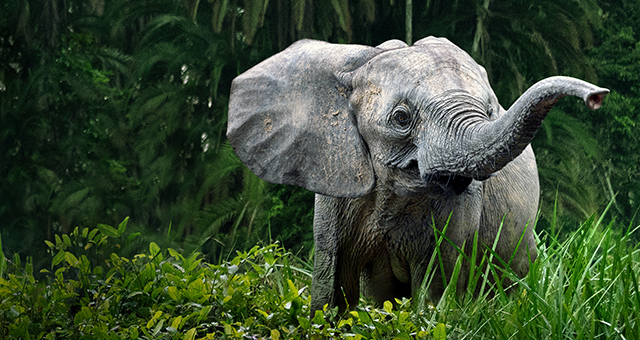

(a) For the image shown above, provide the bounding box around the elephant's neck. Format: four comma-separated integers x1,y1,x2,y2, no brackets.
365,185,481,233
367,189,437,229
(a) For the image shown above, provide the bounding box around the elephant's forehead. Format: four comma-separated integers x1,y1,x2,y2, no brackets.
374,43,480,74
358,45,487,95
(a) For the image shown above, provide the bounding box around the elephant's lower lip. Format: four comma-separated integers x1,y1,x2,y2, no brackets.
429,174,473,195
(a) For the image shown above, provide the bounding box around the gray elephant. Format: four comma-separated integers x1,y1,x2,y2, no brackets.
226,37,608,313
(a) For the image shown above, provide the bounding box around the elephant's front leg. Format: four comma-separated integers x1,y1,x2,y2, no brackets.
311,195,363,314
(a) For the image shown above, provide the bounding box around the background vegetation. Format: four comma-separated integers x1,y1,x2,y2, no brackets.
3,0,638,267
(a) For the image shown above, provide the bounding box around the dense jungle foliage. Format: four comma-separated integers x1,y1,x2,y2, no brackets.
2,0,640,338
3,0,639,268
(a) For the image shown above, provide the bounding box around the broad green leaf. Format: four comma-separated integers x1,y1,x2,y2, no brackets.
97,223,119,238
79,255,90,272
338,318,353,328
182,328,196,340
383,300,393,314
54,267,66,281
127,291,144,299
65,252,79,267
73,306,92,325
168,248,181,259
263,251,275,266
357,310,373,325
88,229,99,241
52,250,65,266
149,242,162,264
129,327,139,339
198,305,212,322
117,216,129,236
152,286,165,299
171,315,182,329
312,309,325,325
62,234,71,247
152,319,165,336
168,286,181,300
287,279,298,298
127,232,141,245
224,323,232,335
257,309,270,319
345,335,365,340
147,311,163,329
434,322,447,340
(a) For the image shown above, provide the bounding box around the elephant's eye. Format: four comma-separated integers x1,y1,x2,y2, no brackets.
393,105,412,128
487,104,494,117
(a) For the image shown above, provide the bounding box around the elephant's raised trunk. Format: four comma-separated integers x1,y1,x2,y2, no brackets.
452,76,608,179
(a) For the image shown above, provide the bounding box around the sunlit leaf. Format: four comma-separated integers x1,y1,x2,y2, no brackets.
97,224,119,238
434,322,447,340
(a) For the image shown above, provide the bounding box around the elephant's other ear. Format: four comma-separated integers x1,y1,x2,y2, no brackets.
227,39,380,198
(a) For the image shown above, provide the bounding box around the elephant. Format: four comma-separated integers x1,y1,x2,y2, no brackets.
226,37,608,313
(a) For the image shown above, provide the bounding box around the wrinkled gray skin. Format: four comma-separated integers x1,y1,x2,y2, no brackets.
227,37,608,313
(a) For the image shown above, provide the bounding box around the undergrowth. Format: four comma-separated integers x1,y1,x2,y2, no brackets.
0,208,638,339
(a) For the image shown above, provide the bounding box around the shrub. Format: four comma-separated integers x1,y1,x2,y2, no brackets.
0,211,638,339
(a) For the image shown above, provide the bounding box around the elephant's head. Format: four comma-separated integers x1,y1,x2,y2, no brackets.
227,38,608,197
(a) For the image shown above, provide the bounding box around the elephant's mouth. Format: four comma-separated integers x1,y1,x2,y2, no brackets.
430,174,473,195
401,161,474,195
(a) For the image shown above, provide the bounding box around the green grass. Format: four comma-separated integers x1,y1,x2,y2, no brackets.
0,209,638,339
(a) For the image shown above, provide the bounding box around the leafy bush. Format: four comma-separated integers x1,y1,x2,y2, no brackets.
0,210,639,339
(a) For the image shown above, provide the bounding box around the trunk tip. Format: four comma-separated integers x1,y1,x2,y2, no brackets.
586,89,609,110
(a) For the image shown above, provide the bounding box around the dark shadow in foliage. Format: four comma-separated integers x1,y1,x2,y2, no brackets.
265,184,315,256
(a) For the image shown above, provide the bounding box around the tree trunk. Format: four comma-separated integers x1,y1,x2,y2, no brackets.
472,0,491,58
405,0,412,45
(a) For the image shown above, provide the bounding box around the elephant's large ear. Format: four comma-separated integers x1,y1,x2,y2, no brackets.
227,39,381,197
